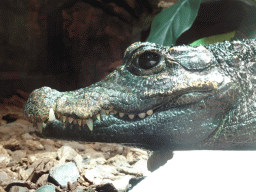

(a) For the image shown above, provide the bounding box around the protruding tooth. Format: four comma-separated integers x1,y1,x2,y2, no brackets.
37,122,43,133
146,109,153,116
119,112,124,117
96,114,101,121
42,122,46,128
68,117,73,123
138,113,146,118
57,113,60,119
105,110,110,115
62,116,67,123
128,114,134,119
86,119,93,131
49,108,56,121
101,110,106,115
77,119,82,126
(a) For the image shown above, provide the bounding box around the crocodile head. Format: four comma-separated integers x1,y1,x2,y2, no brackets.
24,40,256,150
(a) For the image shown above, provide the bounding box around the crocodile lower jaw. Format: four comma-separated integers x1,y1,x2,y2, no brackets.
36,107,155,133
35,91,212,133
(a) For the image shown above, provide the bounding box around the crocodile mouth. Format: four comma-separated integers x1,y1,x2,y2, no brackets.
35,91,213,133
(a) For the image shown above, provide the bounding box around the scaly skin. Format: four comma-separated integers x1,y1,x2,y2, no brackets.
24,39,256,150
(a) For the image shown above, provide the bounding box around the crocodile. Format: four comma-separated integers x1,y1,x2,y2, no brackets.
24,39,256,150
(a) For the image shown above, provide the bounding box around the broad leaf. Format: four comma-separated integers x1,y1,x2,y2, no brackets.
146,0,201,46
191,0,256,46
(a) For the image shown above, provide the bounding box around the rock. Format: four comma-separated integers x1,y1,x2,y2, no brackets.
0,145,8,155
21,133,34,140
0,168,19,185
49,162,80,188
111,175,133,191
9,186,29,192
132,159,149,174
57,146,78,162
33,152,57,160
83,169,101,184
63,142,92,152
73,154,84,172
35,174,49,186
107,155,130,167
19,168,34,180
35,185,55,192
101,144,124,157
0,171,8,183
10,150,26,162
0,154,11,168
147,149,173,172
30,158,57,173
23,140,44,151
0,145,11,168
1,138,20,151
83,148,105,160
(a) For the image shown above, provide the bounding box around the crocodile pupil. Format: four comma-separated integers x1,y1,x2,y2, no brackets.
138,51,160,69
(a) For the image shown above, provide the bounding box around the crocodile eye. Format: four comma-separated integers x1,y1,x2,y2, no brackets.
137,51,161,69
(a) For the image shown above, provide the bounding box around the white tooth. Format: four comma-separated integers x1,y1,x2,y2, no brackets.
128,114,134,119
138,113,146,118
86,119,93,131
68,117,73,123
62,116,67,123
96,114,101,121
105,110,110,115
37,122,43,133
43,122,46,128
119,112,124,117
77,119,82,126
146,109,153,116
49,108,56,121
101,109,106,115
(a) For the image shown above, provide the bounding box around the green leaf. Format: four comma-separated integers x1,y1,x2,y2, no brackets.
190,31,236,46
146,0,201,46
191,0,256,46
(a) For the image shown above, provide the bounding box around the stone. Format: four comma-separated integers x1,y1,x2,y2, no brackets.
30,158,56,173
21,133,34,140
1,138,20,150
9,186,29,192
0,171,8,183
10,150,26,162
83,148,105,160
19,168,34,180
35,174,49,187
62,142,92,152
49,162,80,188
111,176,133,191
107,155,130,167
57,146,78,162
0,154,11,168
73,154,84,172
0,145,11,168
35,185,55,192
23,140,44,151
